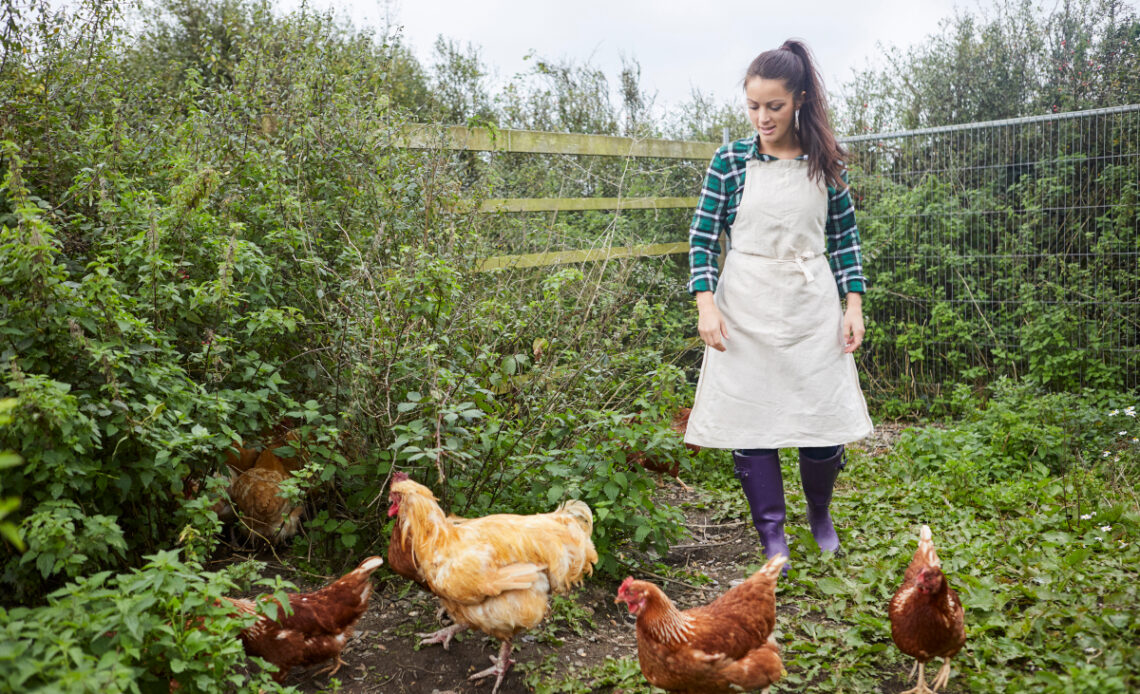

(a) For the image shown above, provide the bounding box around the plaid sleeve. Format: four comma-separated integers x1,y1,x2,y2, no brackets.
825,169,867,297
687,146,732,294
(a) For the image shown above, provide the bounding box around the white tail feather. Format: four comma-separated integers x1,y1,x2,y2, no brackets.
757,554,788,581
357,556,384,573
918,525,941,567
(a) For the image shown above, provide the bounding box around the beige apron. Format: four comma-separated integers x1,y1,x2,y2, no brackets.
684,158,874,449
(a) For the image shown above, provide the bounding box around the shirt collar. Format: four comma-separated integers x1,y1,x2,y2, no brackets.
746,135,809,161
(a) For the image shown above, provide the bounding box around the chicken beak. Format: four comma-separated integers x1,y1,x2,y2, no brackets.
613,595,638,614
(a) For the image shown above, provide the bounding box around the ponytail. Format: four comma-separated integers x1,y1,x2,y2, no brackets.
745,39,847,188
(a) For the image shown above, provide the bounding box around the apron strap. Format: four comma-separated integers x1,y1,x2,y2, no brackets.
729,249,822,282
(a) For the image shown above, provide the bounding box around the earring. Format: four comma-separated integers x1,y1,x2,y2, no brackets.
795,109,801,131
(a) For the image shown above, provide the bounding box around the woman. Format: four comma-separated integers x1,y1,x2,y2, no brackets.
683,39,874,563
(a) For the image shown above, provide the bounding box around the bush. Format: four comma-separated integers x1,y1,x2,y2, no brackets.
0,550,284,693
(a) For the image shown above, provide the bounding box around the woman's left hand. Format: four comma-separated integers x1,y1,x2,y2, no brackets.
842,293,865,353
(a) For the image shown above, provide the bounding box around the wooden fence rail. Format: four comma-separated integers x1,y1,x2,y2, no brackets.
476,196,697,214
400,124,719,159
404,124,713,271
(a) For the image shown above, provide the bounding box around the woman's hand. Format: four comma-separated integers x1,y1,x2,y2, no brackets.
696,291,729,352
842,292,865,353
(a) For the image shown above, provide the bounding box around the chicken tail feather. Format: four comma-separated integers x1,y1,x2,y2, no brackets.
718,641,784,690
754,553,788,582
555,499,594,534
918,524,940,567
353,556,385,575
220,596,257,615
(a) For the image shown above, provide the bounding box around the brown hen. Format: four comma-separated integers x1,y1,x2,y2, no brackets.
228,445,304,543
616,554,787,694
889,525,966,693
625,407,698,490
223,556,383,683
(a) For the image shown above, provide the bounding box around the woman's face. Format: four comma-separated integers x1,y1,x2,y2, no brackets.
744,77,802,150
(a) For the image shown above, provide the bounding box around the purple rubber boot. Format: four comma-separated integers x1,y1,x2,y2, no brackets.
798,446,846,553
733,449,789,563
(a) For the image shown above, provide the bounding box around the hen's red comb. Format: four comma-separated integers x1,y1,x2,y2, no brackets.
392,471,410,483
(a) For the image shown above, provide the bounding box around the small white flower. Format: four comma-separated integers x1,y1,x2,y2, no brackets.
1081,513,1093,520
1100,525,1113,532
1084,647,1098,654
1118,431,1128,436
1102,451,1111,458
1109,409,1119,416
1126,407,1137,417
1132,438,1138,443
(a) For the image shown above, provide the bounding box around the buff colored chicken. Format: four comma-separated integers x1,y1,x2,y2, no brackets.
229,445,304,543
387,476,597,694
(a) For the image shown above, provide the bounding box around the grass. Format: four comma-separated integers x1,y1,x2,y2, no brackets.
770,437,1139,694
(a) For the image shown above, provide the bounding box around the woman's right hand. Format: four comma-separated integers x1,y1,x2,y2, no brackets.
696,291,729,352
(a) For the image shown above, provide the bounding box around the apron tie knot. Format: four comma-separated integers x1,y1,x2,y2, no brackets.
794,253,818,282
798,254,816,281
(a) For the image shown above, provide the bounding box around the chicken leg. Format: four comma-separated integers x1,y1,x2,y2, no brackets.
468,639,514,694
930,659,953,691
312,654,347,678
899,661,934,694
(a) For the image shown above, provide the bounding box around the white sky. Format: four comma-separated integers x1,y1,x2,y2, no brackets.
289,0,1140,115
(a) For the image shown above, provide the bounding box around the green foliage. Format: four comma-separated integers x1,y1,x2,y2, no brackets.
523,655,651,694
0,549,285,693
837,2,1139,408
837,0,1140,132
528,589,597,647
525,408,689,576
0,397,23,551
0,0,700,608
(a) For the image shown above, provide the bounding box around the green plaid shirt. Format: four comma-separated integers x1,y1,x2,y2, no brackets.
688,136,867,297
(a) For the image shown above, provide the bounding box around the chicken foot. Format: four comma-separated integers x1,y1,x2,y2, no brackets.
311,654,347,679
899,661,935,694
417,622,468,650
468,639,514,694
929,659,953,691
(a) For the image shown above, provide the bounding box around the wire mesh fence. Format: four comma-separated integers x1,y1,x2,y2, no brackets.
450,105,1140,404
846,105,1140,401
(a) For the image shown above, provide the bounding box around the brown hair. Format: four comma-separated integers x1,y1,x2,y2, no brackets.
745,39,846,188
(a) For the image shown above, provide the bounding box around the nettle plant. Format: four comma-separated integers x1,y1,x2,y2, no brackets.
0,550,287,693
